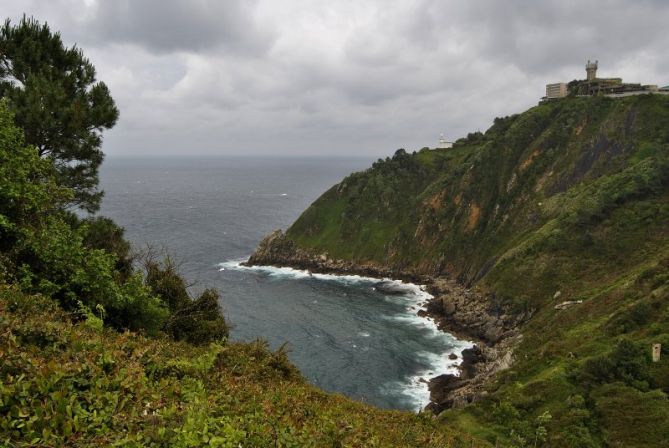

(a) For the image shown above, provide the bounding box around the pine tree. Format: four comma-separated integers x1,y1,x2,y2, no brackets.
0,16,119,212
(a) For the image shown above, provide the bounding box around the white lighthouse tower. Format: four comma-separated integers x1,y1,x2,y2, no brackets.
436,133,453,149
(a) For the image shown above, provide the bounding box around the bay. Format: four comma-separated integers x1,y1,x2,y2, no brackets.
99,156,469,410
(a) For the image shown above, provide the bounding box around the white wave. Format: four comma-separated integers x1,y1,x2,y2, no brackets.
377,284,474,410
358,331,371,337
219,259,393,286
220,258,473,411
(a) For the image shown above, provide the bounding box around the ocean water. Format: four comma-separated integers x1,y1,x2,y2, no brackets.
99,157,470,411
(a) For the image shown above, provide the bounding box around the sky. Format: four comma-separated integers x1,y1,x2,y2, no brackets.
2,0,668,157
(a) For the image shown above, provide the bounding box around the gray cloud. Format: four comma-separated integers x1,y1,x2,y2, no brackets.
1,0,668,157
84,0,274,54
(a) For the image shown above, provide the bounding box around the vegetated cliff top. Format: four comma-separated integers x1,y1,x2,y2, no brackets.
289,95,668,285
284,94,669,447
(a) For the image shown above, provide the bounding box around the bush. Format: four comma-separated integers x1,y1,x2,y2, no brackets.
79,216,133,281
143,255,229,345
144,255,191,311
165,288,229,345
591,383,669,447
605,301,654,335
579,340,650,390
17,217,168,335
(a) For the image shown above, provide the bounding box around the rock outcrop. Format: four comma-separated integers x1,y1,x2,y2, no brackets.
426,336,521,413
245,229,429,282
420,279,526,412
423,278,529,345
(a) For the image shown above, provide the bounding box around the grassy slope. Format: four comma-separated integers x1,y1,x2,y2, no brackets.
285,95,669,446
0,285,487,448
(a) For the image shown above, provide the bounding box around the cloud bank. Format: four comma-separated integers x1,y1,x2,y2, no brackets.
2,0,668,157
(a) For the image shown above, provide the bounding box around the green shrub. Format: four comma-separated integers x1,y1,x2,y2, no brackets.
17,217,168,335
591,383,669,447
144,255,191,311
79,216,133,281
165,288,229,345
0,100,71,250
143,256,229,345
578,340,651,390
605,302,654,335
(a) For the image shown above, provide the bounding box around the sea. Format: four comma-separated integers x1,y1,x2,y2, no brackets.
99,156,471,411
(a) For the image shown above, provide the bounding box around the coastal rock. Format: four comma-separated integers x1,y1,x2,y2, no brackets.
428,279,526,345
428,374,468,405
374,281,409,295
460,346,484,379
425,335,521,412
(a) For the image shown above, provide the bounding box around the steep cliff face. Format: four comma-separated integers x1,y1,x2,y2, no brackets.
248,95,669,447
286,96,668,287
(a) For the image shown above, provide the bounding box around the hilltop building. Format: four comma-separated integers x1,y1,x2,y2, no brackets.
546,83,568,99
586,59,598,81
544,61,667,100
436,133,453,149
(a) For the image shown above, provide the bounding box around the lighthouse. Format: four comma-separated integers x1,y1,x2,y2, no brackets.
436,133,453,149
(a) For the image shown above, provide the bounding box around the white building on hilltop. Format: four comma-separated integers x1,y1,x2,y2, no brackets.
436,133,453,149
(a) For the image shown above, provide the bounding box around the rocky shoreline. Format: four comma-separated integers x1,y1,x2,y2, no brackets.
245,229,527,413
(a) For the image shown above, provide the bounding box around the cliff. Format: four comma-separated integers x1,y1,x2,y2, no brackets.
247,95,669,447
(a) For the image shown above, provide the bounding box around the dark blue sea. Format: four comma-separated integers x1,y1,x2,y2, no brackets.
99,157,470,411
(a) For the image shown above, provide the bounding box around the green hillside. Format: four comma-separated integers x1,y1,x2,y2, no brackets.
279,95,669,446
0,285,487,447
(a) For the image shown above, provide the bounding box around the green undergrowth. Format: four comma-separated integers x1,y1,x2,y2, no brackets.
0,285,487,447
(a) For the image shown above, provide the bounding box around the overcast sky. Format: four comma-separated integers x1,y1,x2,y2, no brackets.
3,1,668,157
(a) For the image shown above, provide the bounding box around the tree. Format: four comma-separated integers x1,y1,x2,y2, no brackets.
0,99,71,251
0,16,119,212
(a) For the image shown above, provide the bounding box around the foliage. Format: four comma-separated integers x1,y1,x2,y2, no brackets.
0,97,228,343
0,100,167,335
164,288,229,346
0,287,485,447
143,255,229,345
489,402,552,448
78,216,134,281
578,340,651,390
144,255,191,311
591,383,669,447
0,100,71,248
0,16,118,212
16,216,168,335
